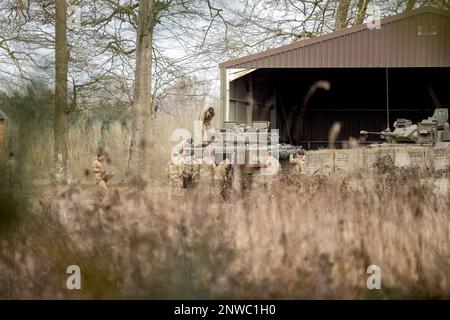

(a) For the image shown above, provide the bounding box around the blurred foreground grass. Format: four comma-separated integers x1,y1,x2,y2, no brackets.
0,166,449,299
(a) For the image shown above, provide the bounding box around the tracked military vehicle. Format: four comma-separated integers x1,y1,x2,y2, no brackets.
301,107,450,185
184,120,302,167
177,121,303,194
360,108,450,145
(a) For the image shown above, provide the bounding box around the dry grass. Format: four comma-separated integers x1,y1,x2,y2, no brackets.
24,105,208,184
1,98,449,299
0,166,449,299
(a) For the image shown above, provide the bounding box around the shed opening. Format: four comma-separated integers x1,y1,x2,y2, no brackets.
227,67,450,149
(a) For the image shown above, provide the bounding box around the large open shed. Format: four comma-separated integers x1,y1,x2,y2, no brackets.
219,7,450,148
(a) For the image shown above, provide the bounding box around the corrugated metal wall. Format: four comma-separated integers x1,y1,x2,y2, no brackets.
223,10,450,69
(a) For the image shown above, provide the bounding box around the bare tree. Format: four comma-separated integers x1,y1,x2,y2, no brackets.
54,0,69,183
335,0,351,30
355,0,369,25
406,0,416,11
127,0,157,181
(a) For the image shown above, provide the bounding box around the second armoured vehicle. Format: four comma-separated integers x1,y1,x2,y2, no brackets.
360,108,450,145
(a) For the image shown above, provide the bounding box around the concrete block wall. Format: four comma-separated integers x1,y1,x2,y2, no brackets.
302,146,450,195
304,145,450,175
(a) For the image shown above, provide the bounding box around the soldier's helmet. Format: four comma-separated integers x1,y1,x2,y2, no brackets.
205,107,215,121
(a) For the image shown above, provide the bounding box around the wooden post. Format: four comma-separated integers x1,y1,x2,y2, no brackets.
220,68,229,128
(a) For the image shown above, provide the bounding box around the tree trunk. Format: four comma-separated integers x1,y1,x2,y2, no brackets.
406,0,416,12
54,0,69,184
127,0,156,182
335,0,351,31
355,0,369,25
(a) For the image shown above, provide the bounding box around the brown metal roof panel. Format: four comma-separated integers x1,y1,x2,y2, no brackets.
436,15,445,65
294,48,300,67
287,49,292,67
405,16,413,65
358,32,363,66
279,52,284,67
322,40,329,67
344,34,350,67
312,45,318,67
328,40,334,67
446,15,450,65
220,7,450,69
277,52,283,67
404,18,411,65
379,24,386,66
317,41,322,67
392,20,399,67
433,14,441,65
351,33,357,67
438,16,445,65
283,51,289,67
320,41,325,67
315,44,320,67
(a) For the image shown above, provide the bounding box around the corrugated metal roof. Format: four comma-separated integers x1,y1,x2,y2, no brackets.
229,68,256,81
220,7,450,69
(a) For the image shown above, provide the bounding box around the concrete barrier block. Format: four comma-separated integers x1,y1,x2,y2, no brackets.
304,150,335,175
334,149,364,173
364,147,395,173
394,146,425,169
429,148,450,171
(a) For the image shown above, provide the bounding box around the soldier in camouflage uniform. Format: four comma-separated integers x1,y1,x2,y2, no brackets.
93,151,113,201
181,152,197,189
253,149,280,195
94,153,108,190
198,107,216,145
167,150,184,198
213,158,232,200
193,153,215,196
289,151,306,175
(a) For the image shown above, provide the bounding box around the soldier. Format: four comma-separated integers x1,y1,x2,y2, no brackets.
167,150,184,198
213,158,232,200
289,151,306,175
198,107,216,145
93,151,113,197
254,149,280,194
55,152,64,183
193,153,215,196
178,139,196,189
263,149,280,176
181,152,196,189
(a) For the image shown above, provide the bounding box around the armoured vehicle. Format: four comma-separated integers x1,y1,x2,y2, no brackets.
184,120,302,167
176,104,450,195
360,108,450,145
178,121,303,193
300,107,450,180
